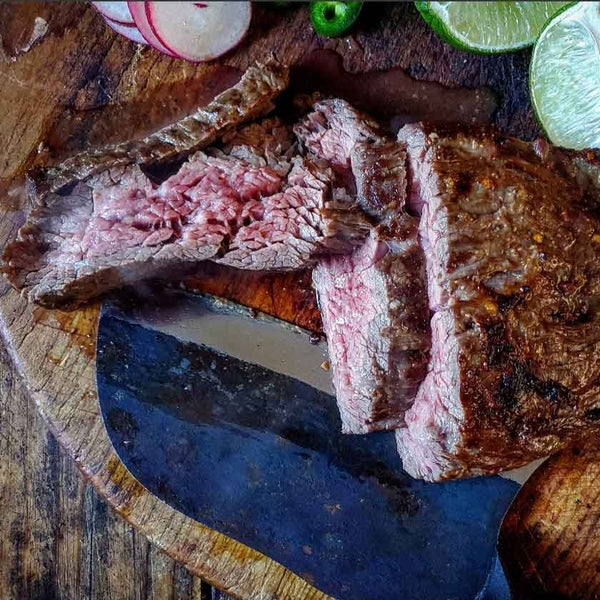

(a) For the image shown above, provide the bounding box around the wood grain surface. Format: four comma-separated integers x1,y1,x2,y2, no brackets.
1,2,598,598
0,340,235,600
499,437,600,600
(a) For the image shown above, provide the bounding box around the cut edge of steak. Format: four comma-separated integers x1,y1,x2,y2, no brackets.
2,180,220,310
397,122,600,481
27,57,289,199
299,100,431,434
314,225,430,434
351,139,409,221
294,98,382,182
395,123,461,480
3,126,368,308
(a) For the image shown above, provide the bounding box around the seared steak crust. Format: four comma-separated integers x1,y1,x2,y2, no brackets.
397,123,600,481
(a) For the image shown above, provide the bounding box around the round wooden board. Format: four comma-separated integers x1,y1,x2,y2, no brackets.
0,3,541,598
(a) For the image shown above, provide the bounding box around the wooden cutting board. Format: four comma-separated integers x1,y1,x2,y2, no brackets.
1,3,598,598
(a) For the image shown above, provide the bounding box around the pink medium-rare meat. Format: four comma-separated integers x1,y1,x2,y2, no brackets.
397,122,600,481
314,237,386,432
298,100,430,433
3,155,277,307
3,63,372,309
294,98,381,184
220,158,366,270
315,229,430,433
87,154,281,254
3,146,368,308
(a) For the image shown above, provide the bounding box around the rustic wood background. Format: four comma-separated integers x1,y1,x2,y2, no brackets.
0,342,234,600
1,2,600,599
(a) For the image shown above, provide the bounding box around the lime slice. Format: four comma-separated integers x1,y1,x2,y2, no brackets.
416,1,570,53
530,2,600,149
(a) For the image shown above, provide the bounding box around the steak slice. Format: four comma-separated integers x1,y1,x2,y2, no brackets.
3,141,368,308
28,57,289,198
397,123,600,481
314,226,430,433
298,100,430,433
4,63,368,309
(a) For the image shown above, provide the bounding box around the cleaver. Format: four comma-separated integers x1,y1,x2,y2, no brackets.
96,286,524,600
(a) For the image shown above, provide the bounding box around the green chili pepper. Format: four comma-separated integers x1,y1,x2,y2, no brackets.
310,1,363,38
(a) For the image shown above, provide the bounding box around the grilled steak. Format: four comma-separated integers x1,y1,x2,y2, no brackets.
3,121,367,308
28,57,289,198
10,59,600,484
397,123,600,481
295,98,382,179
298,100,430,433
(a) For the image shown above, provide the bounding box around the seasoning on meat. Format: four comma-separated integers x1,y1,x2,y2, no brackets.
397,122,600,481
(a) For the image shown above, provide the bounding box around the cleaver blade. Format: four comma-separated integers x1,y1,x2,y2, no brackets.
97,286,520,600
103,286,333,394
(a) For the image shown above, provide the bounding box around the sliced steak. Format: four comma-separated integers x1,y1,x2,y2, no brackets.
315,227,430,433
3,145,367,308
397,123,600,481
218,116,297,175
351,139,409,219
294,98,381,186
298,100,430,433
219,157,366,271
28,57,289,198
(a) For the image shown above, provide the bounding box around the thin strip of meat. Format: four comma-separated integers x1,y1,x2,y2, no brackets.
27,57,289,198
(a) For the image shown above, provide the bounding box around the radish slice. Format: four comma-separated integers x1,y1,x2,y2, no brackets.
146,1,252,62
92,2,134,25
128,1,177,56
103,16,147,45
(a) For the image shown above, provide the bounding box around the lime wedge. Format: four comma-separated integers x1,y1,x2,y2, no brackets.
530,2,600,149
416,1,570,53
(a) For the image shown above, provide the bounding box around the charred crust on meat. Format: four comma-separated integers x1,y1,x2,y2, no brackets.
496,294,523,313
397,121,600,481
485,322,512,367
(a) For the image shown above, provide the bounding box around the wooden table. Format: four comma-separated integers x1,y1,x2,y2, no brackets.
0,341,234,600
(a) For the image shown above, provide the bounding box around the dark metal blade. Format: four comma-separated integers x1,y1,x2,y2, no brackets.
101,287,332,392
96,289,517,600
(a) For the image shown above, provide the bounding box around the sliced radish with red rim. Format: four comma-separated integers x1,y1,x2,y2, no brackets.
128,1,176,56
92,2,134,25
146,1,252,62
103,16,147,45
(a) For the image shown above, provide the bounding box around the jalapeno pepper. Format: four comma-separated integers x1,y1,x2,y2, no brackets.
310,2,363,38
